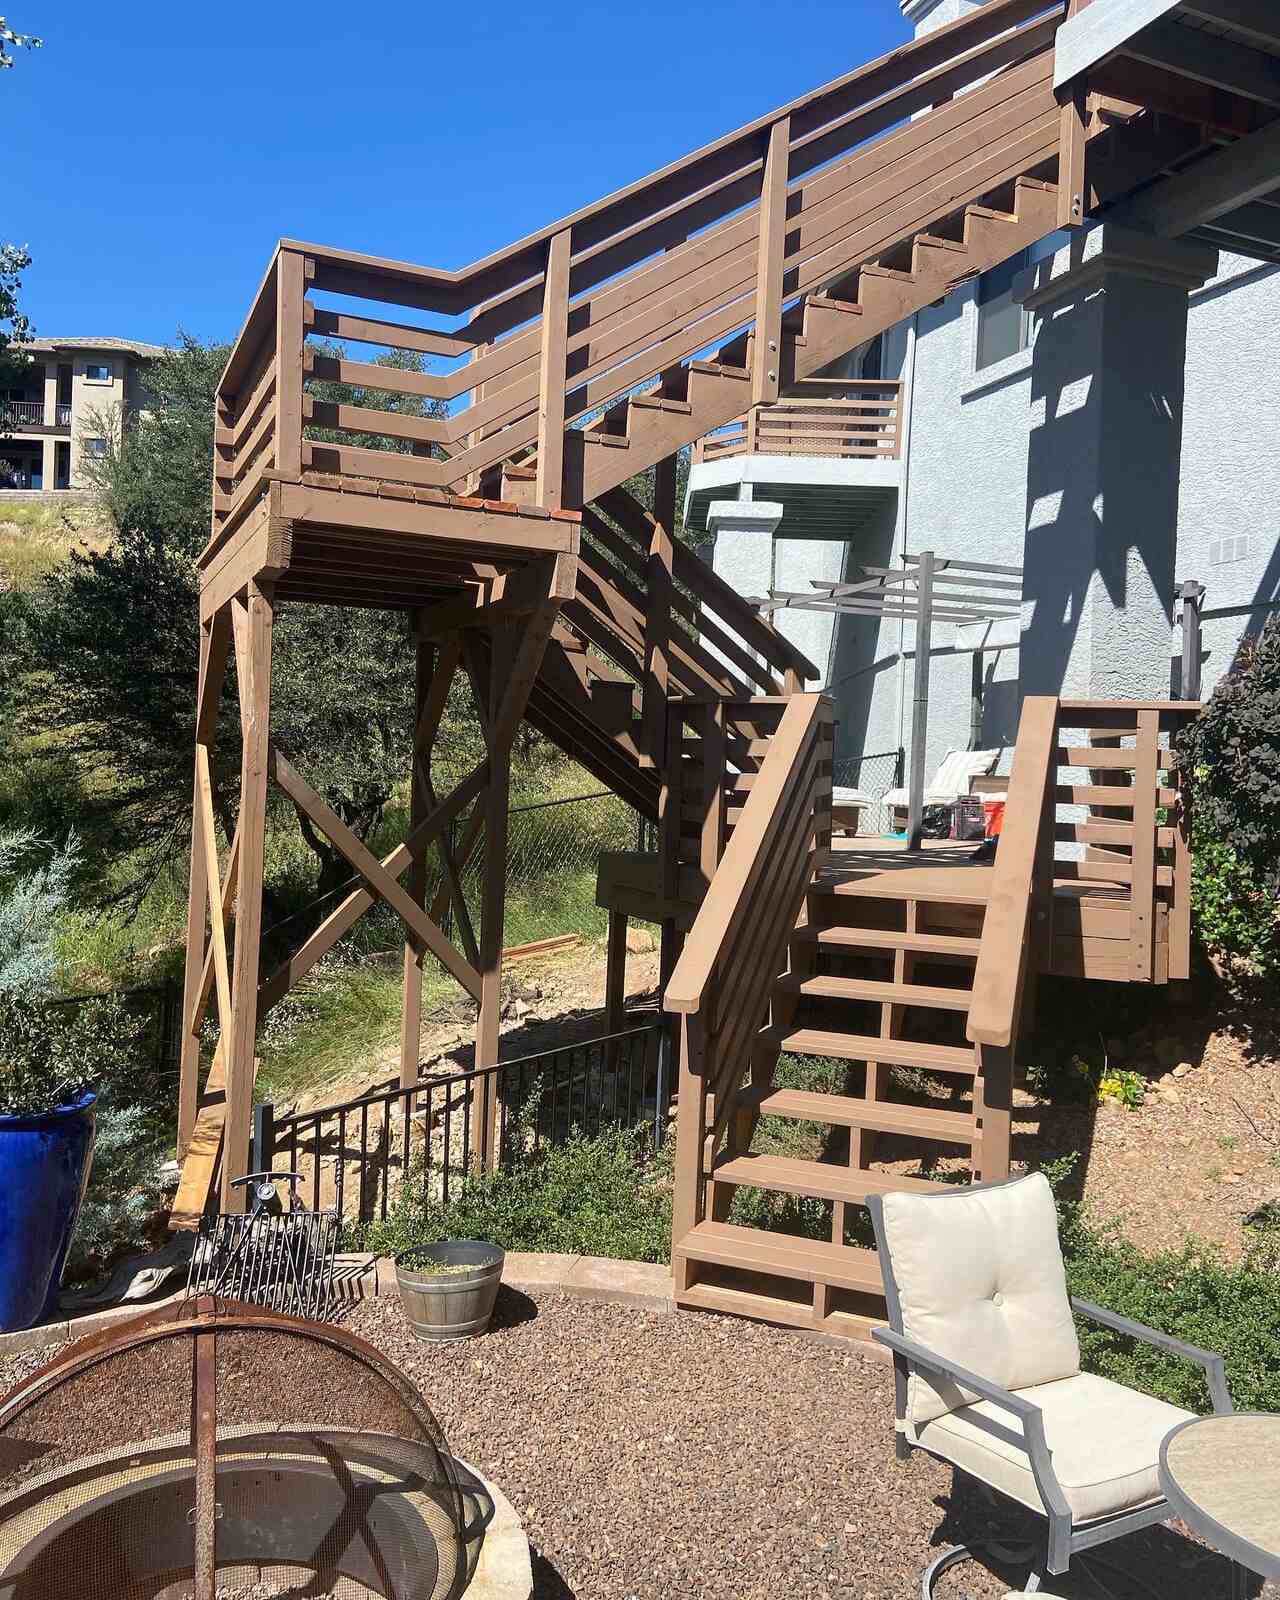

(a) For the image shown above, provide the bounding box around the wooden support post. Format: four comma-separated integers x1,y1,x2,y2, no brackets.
178,610,232,1158
641,456,677,769
222,581,273,1211
1130,709,1160,982
699,701,728,886
1058,0,1088,229
752,117,790,409
535,228,572,511
399,638,434,1089
671,1014,708,1250
906,550,936,851
473,626,514,1169
605,909,628,1036
274,250,307,479
974,1042,1013,1181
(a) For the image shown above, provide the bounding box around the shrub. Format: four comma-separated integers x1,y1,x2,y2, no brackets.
353,1126,673,1265
1044,1154,1280,1413
1187,822,1279,984
0,829,78,992
0,985,142,1116
1179,621,1280,981
64,1100,168,1283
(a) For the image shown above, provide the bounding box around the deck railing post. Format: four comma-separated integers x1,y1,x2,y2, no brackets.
752,117,790,410
535,228,572,511
274,249,307,480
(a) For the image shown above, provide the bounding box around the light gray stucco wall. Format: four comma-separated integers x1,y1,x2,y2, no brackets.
1176,256,1280,697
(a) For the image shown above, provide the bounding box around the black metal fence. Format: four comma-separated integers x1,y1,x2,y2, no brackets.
260,1020,669,1226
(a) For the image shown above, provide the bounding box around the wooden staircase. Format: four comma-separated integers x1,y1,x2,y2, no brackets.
666,696,1197,1344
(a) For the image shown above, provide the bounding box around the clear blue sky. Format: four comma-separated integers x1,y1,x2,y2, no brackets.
6,1,909,348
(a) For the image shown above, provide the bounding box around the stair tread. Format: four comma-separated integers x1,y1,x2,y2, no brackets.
583,431,630,448
711,1149,948,1202
751,1086,975,1142
860,263,915,283
689,358,751,379
630,394,693,414
915,232,968,253
802,926,981,956
765,1026,978,1074
677,1219,883,1291
788,974,971,1010
807,293,863,314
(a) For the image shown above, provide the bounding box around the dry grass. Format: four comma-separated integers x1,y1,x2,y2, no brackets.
0,499,110,589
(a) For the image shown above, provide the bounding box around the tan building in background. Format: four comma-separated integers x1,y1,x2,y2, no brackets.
0,336,165,493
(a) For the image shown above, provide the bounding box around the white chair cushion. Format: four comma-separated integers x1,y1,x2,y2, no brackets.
881,750,1000,811
831,786,871,806
879,1173,1080,1427
916,1371,1194,1524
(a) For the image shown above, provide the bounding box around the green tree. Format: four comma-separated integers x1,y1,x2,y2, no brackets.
0,16,40,68
21,335,482,907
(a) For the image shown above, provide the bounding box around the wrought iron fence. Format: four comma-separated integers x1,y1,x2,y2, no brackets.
261,1020,669,1226
831,748,904,836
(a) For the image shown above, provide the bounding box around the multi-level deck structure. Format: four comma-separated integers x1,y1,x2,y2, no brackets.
179,0,1280,1338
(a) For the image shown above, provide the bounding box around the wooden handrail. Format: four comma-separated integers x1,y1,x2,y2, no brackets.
215,0,1065,464
967,695,1059,1049
666,694,828,1017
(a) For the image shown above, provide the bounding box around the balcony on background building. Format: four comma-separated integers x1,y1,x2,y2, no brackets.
686,378,903,544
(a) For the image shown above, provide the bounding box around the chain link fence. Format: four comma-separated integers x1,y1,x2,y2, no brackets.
831,748,904,837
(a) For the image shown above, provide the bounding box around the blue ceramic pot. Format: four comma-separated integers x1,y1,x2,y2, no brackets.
0,1091,96,1331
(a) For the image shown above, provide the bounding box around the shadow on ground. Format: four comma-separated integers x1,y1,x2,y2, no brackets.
932,1472,1266,1598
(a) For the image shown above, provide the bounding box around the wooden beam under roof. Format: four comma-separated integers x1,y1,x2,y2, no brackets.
1113,114,1280,234
1121,17,1280,108
1178,0,1280,53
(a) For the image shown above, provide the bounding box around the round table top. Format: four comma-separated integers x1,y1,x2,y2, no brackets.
1160,1413,1280,1579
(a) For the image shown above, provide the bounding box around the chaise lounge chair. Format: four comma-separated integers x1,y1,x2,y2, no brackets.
881,747,1001,816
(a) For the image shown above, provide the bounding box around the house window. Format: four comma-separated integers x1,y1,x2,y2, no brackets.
83,436,109,458
975,231,1074,372
975,251,1029,371
84,362,112,383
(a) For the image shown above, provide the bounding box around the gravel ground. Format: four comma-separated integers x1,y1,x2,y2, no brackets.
2,1291,1274,1600
342,1291,1270,1600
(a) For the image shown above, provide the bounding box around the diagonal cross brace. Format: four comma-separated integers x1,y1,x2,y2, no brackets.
268,746,483,1000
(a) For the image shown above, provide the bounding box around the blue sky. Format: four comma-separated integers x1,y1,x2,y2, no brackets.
6,1,909,347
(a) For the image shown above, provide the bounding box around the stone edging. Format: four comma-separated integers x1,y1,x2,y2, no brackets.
374,1251,676,1312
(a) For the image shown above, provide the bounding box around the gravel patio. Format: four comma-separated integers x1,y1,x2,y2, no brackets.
342,1290,1269,1600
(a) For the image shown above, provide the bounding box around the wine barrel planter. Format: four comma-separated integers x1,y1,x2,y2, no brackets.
396,1241,506,1342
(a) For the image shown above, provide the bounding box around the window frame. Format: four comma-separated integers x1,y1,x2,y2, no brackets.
83,362,113,385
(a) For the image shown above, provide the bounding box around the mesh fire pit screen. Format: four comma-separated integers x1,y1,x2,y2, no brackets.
0,1298,479,1600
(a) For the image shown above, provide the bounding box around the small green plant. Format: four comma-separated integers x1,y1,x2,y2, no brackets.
1206,1164,1222,1183
353,1126,673,1265
1218,1134,1239,1152
1097,1069,1146,1109
1041,1154,1280,1413
1025,1052,1097,1104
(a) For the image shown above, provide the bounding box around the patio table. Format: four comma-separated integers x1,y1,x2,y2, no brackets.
1159,1413,1280,1599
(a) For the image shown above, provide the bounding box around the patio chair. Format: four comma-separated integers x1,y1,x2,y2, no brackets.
867,1173,1234,1599
881,748,1001,816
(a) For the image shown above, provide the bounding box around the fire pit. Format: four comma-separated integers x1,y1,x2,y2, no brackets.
0,1298,531,1599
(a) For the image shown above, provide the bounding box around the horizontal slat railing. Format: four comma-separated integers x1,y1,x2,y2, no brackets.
211,0,1066,534
695,379,902,463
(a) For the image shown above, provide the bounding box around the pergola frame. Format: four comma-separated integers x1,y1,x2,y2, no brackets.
762,551,1023,847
